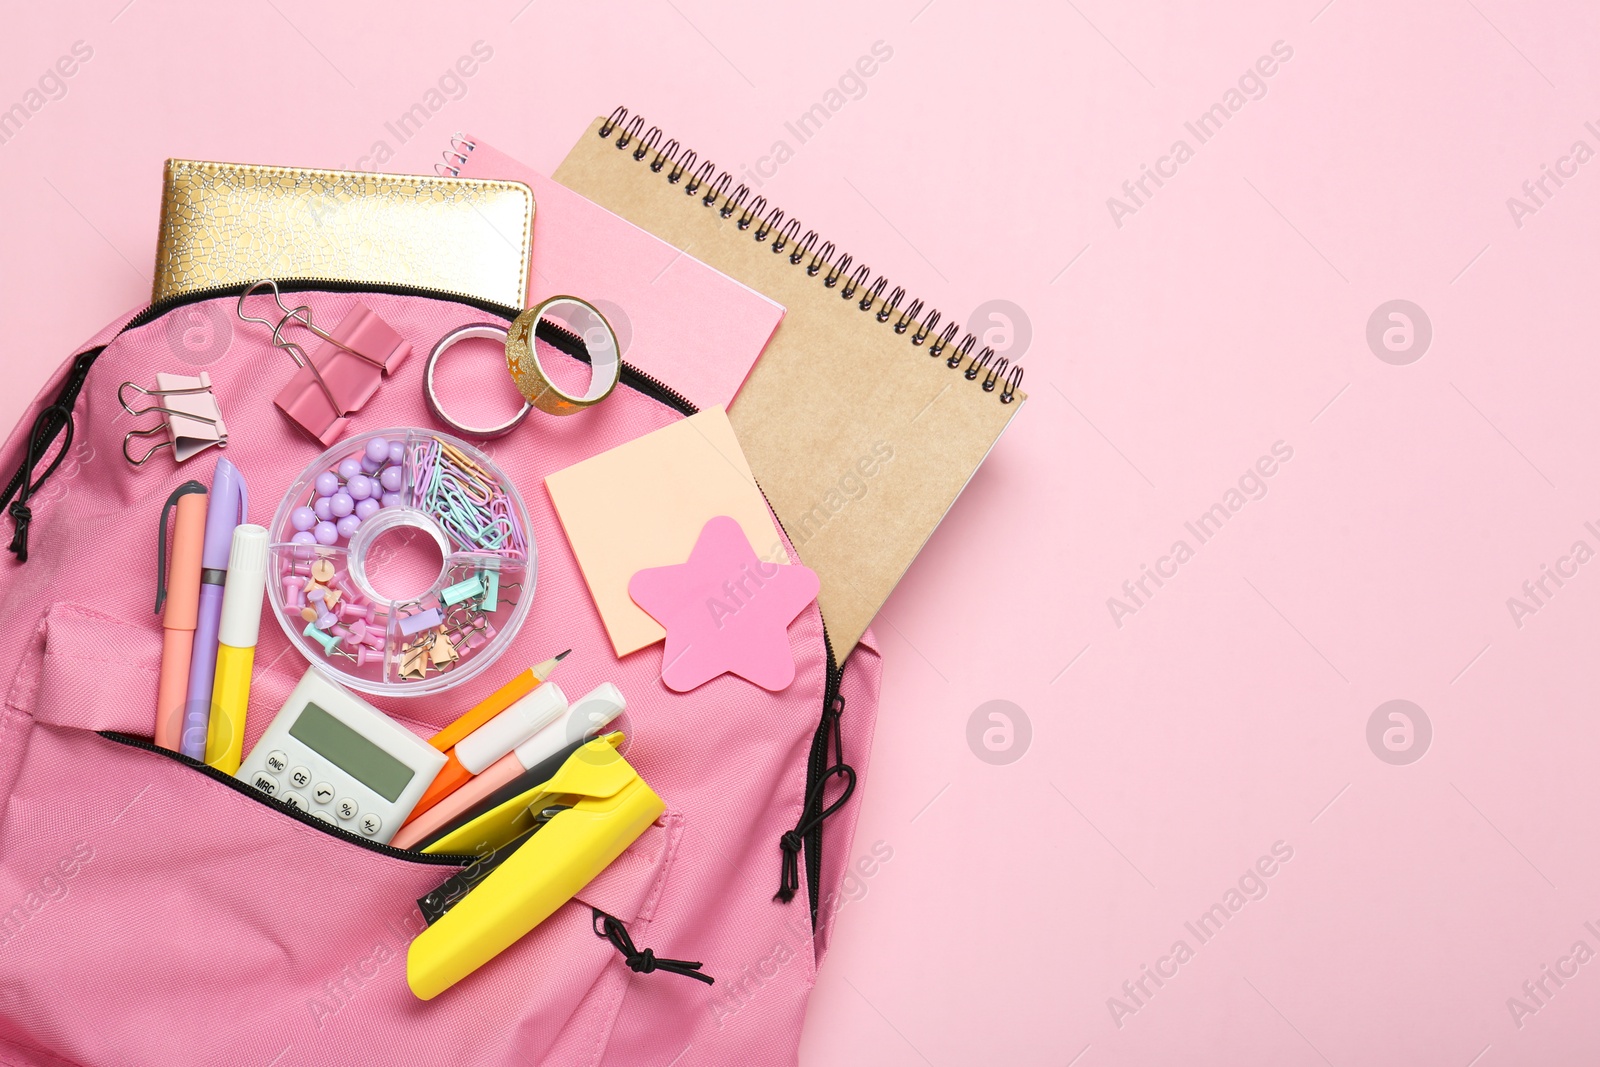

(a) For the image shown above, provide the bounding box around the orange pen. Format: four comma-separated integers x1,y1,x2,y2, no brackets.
153,482,208,751
405,651,570,826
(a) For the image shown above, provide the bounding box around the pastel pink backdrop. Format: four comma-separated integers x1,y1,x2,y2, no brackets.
3,1,1596,1064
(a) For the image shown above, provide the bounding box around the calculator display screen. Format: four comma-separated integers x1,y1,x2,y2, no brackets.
289,702,415,802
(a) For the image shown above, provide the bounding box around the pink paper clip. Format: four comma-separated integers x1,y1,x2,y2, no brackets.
237,280,412,445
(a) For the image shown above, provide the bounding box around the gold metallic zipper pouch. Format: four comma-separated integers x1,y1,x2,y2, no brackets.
152,159,533,308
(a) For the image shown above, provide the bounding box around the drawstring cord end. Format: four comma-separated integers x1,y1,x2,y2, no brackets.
592,909,714,986
5,400,78,565
772,764,856,905
774,831,804,903
6,501,31,562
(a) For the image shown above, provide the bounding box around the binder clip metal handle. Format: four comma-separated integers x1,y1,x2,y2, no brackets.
406,734,664,999
118,375,228,466
237,280,412,445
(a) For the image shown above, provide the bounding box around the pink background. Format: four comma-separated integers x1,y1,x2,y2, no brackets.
3,1,1596,1064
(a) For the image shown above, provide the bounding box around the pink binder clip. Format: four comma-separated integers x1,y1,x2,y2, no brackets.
236,280,412,445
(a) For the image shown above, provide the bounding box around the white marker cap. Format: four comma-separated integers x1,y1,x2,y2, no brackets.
512,682,627,771
217,525,270,649
455,683,568,774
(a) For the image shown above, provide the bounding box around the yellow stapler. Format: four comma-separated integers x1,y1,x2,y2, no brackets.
406,732,664,1000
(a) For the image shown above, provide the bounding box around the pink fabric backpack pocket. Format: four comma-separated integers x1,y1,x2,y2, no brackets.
0,603,685,1067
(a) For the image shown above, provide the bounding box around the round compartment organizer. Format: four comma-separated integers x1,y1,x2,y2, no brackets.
267,428,535,697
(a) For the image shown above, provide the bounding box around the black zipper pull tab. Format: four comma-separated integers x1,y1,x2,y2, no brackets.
155,481,206,613
7,400,80,564
774,763,856,903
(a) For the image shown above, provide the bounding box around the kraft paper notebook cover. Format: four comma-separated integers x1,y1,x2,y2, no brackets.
544,407,790,658
444,136,783,410
553,111,1027,653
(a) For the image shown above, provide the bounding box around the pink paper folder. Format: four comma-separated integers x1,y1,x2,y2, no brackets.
454,136,783,409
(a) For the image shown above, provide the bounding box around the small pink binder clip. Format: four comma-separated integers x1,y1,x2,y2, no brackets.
118,373,228,465
236,280,412,445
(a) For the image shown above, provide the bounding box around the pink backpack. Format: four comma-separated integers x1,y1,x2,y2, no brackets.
0,283,881,1066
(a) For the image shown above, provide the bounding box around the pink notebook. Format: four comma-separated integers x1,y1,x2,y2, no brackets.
451,136,782,409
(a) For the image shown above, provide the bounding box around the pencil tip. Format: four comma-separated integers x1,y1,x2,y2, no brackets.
554,649,571,661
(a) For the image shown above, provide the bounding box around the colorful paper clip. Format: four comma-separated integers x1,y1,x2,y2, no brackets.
236,280,411,446
118,373,228,466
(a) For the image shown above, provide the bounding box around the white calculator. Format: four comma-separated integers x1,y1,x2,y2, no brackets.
237,667,446,844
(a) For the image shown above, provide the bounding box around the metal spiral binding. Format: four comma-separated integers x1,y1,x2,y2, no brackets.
437,116,1025,405
434,135,477,177
594,107,1022,404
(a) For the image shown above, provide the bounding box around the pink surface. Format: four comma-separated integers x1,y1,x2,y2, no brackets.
1,2,1596,1065
454,137,783,411
630,516,821,692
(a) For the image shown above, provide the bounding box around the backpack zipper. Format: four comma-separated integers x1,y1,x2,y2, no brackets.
99,731,474,866
803,636,846,926
120,278,703,417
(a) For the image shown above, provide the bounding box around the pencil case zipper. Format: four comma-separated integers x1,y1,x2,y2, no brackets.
99,730,474,866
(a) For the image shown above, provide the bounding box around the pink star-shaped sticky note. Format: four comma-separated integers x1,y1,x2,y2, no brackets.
628,516,819,692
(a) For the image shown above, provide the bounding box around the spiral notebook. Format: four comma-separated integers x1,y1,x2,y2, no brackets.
548,110,1026,654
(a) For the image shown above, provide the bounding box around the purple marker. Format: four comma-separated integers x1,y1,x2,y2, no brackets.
180,457,248,759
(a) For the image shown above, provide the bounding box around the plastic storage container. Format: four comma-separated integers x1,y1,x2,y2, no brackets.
266,428,535,697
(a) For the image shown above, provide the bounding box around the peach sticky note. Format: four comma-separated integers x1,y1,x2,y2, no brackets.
545,407,790,657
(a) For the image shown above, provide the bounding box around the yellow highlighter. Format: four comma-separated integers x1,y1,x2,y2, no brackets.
407,734,663,999
205,524,269,774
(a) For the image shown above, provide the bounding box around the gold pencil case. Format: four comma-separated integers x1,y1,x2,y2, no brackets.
152,158,534,307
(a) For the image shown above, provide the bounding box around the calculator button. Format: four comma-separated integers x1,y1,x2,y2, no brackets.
288,766,312,789
312,783,335,805
313,811,336,825
335,798,359,821
250,772,279,797
264,750,288,774
282,792,307,812
358,813,382,837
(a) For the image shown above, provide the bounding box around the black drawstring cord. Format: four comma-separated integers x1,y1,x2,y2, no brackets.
155,481,208,613
591,909,713,985
1,347,101,566
774,762,856,903
8,401,77,563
